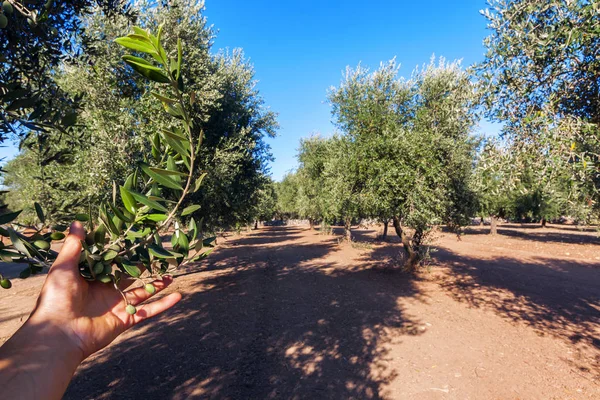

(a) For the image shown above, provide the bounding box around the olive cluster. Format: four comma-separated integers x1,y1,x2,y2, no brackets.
0,0,58,34
0,1,13,29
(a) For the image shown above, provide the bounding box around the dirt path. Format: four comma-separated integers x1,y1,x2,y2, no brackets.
1,225,598,398
51,226,598,399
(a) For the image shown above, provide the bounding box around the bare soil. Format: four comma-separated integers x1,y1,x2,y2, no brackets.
1,223,599,399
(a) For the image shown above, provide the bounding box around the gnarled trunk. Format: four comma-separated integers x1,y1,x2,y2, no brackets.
254,220,258,230
392,216,421,271
381,218,389,240
309,218,315,230
541,218,547,228
344,217,352,242
490,215,499,235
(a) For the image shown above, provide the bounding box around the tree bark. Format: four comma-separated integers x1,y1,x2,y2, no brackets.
392,216,402,237
254,220,258,230
480,217,484,226
490,215,499,235
381,218,388,240
344,217,352,242
392,216,420,271
401,231,419,271
541,218,547,228
309,218,314,230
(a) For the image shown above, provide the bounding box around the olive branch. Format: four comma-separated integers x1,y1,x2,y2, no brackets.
0,26,213,314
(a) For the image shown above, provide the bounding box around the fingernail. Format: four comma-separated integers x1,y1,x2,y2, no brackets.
69,221,84,235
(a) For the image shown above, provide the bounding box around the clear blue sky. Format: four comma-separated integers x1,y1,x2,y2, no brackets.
202,0,500,180
0,0,501,179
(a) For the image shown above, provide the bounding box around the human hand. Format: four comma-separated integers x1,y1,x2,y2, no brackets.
29,220,182,358
0,221,182,400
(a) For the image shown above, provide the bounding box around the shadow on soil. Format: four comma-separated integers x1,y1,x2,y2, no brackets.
65,226,425,400
461,224,600,246
433,246,600,376
342,227,600,377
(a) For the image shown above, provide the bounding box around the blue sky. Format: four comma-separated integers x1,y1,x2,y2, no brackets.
0,0,502,180
202,0,501,180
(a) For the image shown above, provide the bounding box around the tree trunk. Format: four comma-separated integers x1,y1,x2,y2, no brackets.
392,216,420,271
309,218,314,230
381,219,388,240
541,218,547,228
401,231,419,271
344,217,352,242
392,216,402,237
490,215,499,235
254,220,258,230
480,217,484,226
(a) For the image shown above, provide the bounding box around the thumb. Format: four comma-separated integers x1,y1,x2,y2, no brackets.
48,221,86,280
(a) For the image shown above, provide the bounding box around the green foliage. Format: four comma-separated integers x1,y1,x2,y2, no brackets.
478,0,600,223
3,0,277,230
0,0,134,142
320,134,363,235
280,58,478,264
328,58,478,266
478,0,600,124
296,135,333,226
472,139,516,220
253,178,277,223
0,26,214,307
275,172,300,220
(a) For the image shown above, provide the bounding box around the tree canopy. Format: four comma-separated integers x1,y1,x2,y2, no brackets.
3,0,277,231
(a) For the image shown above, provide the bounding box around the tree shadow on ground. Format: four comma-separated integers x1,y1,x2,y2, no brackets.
433,247,600,377
461,225,600,246
316,226,394,245
65,226,426,400
0,261,46,280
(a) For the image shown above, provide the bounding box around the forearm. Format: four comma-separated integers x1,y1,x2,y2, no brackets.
0,320,83,400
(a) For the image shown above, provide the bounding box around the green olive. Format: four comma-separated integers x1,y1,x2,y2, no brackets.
0,278,11,289
93,262,104,275
33,240,50,250
96,274,112,283
27,17,36,28
2,1,12,15
50,232,65,241
144,283,156,294
125,304,136,315
75,213,90,222
0,14,7,29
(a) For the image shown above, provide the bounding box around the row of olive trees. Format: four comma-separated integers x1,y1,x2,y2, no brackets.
474,0,599,229
277,0,599,257
276,58,478,270
2,0,277,232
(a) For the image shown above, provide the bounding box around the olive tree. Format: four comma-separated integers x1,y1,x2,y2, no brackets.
328,60,411,237
275,172,300,221
478,0,600,223
0,0,135,187
248,176,277,229
319,134,364,241
472,139,517,234
4,0,277,231
295,135,330,229
329,58,478,269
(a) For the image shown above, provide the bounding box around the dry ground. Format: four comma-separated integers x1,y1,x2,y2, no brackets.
1,223,599,399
